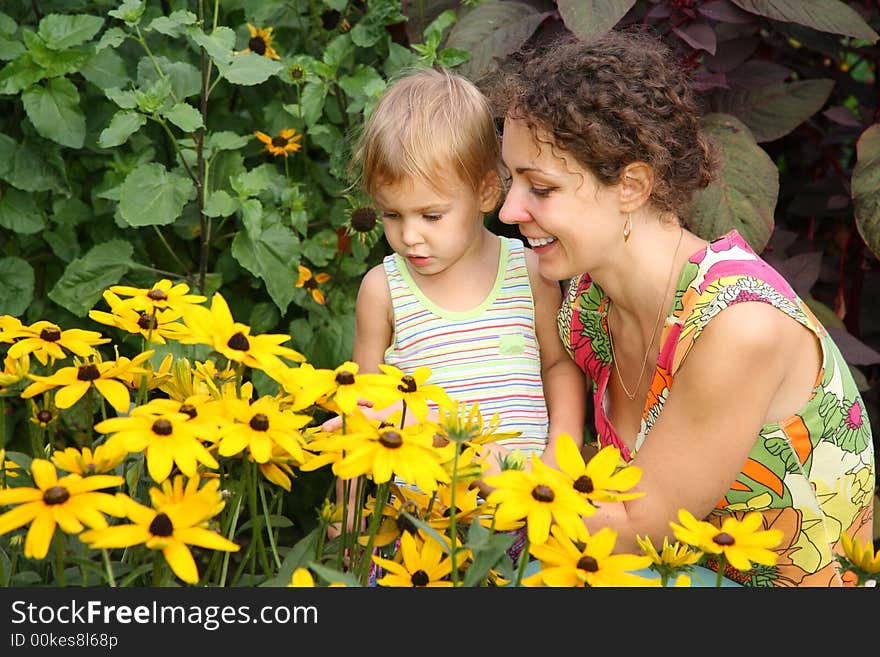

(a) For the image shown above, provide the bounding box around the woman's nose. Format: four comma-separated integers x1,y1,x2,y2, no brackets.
498,187,528,225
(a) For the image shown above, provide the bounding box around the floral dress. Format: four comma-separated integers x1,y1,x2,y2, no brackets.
558,230,875,586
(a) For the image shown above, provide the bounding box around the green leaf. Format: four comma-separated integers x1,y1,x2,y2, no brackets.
0,35,25,61
203,190,238,217
95,27,127,52
163,102,203,132
0,134,15,180
337,65,384,114
447,0,552,81
556,0,637,41
187,25,235,64
22,30,89,76
0,188,44,234
207,131,250,151
710,79,835,143
300,80,327,127
98,109,146,148
7,140,65,193
80,47,129,90
38,13,104,50
21,77,86,149
137,57,201,101
853,124,880,260
0,53,45,95
304,123,343,155
0,257,34,316
48,240,133,316
104,86,137,109
231,222,299,314
146,10,197,37
730,0,878,42
108,0,146,25
688,113,778,252
216,52,283,86
118,163,195,227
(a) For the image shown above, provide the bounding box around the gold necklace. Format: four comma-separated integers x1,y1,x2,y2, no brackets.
607,228,684,401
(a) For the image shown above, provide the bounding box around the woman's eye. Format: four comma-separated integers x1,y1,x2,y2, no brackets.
530,187,553,197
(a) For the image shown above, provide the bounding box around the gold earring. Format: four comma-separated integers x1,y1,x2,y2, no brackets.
623,214,632,242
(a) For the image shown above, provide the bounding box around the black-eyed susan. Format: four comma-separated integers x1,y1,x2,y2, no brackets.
254,128,302,157
29,404,57,430
484,457,592,545
143,394,226,441
180,292,305,373
94,403,219,483
670,509,783,575
363,364,452,423
435,400,520,448
635,534,703,586
554,435,644,505
838,532,880,586
80,487,238,585
0,449,21,480
148,474,225,519
341,196,383,249
51,444,127,476
334,413,453,493
372,531,453,587
275,361,397,414
216,394,310,465
523,525,657,587
237,23,280,60
296,265,331,305
21,351,153,415
107,279,206,314
0,458,124,559
0,320,109,366
89,290,190,345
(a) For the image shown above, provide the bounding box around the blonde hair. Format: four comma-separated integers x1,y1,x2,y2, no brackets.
351,66,502,205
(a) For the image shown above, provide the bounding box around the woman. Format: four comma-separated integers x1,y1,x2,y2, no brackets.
489,29,875,586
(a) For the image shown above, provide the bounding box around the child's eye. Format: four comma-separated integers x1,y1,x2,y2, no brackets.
423,214,442,221
381,211,399,220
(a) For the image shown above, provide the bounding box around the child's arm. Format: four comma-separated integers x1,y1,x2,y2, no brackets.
525,249,588,470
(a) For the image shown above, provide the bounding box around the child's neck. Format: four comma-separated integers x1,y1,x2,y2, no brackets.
406,229,501,312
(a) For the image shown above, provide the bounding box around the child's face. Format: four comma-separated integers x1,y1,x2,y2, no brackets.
498,116,620,281
373,171,493,276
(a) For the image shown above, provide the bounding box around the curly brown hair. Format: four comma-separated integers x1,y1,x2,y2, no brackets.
487,29,718,218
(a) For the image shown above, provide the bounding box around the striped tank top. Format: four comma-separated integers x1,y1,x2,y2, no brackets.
383,236,549,456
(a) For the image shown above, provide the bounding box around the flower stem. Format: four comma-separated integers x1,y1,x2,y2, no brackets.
258,477,282,571
513,536,530,587
53,533,65,587
715,554,726,588
246,460,271,577
358,481,390,585
101,549,117,587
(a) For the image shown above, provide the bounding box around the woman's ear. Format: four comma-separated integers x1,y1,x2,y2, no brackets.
479,171,503,213
618,162,654,213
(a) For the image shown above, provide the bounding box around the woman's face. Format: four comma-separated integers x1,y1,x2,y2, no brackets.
499,116,620,281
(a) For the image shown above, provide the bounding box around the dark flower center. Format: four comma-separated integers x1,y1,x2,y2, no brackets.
321,10,340,30
227,332,250,351
147,289,168,301
77,364,100,381
137,312,158,330
573,475,594,494
272,135,289,147
351,207,378,232
152,418,173,436
290,65,304,80
248,36,267,55
249,413,270,431
42,485,70,505
39,326,61,342
379,430,403,449
713,532,735,546
36,409,54,425
398,375,417,393
149,512,174,537
335,371,355,385
577,555,599,572
179,403,197,419
531,485,555,502
303,277,318,291
410,569,430,587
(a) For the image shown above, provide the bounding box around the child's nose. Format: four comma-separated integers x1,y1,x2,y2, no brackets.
401,220,421,246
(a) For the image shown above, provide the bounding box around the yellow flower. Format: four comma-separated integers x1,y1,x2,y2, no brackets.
254,128,302,157
636,534,702,584
80,487,238,585
334,413,453,492
0,320,109,366
108,279,207,314
217,394,310,465
180,292,305,372
289,567,316,587
21,351,152,414
149,475,225,519
0,353,30,393
365,364,452,423
94,402,219,483
237,23,280,60
275,361,397,414
555,436,644,504
485,456,593,545
0,459,124,559
435,400,520,447
670,509,783,573
373,531,453,587
1,449,20,479
295,265,330,304
838,532,880,585
523,525,657,587
89,291,190,344
51,444,127,476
